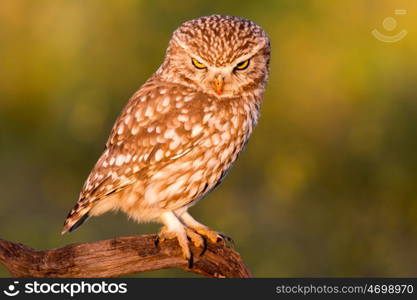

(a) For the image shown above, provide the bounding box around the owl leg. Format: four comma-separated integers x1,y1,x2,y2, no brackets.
158,211,193,265
177,211,234,245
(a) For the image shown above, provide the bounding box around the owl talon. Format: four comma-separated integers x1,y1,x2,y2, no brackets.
187,253,194,269
154,235,160,247
199,238,208,256
219,233,235,248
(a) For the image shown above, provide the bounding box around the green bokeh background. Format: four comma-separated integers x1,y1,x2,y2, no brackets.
1,0,417,277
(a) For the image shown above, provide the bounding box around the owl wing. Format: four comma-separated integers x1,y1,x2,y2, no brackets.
62,82,207,233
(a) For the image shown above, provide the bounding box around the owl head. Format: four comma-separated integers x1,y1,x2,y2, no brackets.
157,15,271,98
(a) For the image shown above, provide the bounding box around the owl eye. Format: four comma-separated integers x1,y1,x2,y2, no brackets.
191,58,207,69
234,59,250,70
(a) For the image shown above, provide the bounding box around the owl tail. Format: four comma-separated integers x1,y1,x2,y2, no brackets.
61,205,91,234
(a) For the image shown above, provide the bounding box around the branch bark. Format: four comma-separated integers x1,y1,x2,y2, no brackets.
0,235,251,278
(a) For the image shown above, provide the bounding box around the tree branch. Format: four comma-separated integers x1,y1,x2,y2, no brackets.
0,235,251,278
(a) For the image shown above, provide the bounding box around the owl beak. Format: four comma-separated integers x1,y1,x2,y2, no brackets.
212,75,224,95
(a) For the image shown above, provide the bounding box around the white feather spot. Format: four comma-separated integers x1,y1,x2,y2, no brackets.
169,139,180,150
157,136,166,144
116,155,125,166
117,124,124,135
184,95,193,102
191,124,203,137
119,175,129,185
109,157,115,166
155,149,164,162
211,134,221,145
201,139,212,147
145,106,154,117
135,110,142,120
203,113,212,124
178,115,189,122
207,157,218,168
131,127,139,135
192,157,203,168
221,131,231,140
231,116,239,128
164,128,176,139
162,97,170,107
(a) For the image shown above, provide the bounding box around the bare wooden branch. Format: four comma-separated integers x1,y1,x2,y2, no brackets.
0,235,251,278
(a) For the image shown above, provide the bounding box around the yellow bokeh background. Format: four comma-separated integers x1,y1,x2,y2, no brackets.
1,0,417,277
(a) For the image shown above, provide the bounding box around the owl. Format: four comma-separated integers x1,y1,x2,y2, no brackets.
62,15,270,263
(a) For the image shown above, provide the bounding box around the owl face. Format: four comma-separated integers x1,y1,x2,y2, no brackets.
159,15,270,98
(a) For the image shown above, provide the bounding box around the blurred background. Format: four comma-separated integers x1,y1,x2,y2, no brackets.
1,0,417,277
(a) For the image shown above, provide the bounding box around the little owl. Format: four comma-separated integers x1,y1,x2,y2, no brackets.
62,15,270,263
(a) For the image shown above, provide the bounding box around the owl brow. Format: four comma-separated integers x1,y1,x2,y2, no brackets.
231,54,255,67
230,41,267,66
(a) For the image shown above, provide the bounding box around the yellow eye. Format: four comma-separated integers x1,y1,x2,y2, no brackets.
235,59,250,70
191,58,207,69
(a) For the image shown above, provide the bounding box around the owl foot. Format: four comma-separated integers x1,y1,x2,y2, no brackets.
154,228,204,249
184,227,205,248
176,211,234,247
157,225,194,268
192,226,234,246
159,211,208,268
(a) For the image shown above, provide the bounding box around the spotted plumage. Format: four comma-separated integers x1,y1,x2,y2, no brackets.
62,15,270,262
